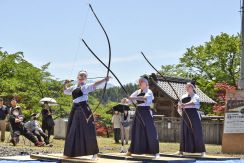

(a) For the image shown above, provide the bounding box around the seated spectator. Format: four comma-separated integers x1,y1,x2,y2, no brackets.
25,113,49,144
9,108,44,147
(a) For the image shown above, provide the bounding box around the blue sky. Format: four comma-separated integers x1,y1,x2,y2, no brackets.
0,0,241,85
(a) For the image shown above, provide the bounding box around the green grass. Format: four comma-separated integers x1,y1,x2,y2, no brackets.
97,137,244,159
1,132,243,159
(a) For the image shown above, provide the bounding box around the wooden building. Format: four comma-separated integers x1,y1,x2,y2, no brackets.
148,74,216,117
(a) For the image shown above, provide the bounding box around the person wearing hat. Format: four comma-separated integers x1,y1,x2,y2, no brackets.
176,82,206,157
63,70,111,160
0,98,8,142
122,76,160,158
9,108,45,147
25,113,49,145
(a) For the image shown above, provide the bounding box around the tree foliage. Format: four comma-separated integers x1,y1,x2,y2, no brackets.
0,49,117,121
91,83,138,103
159,33,241,114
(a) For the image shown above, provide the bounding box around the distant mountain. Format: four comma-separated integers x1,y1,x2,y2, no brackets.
65,80,116,89
92,83,138,103
87,80,115,89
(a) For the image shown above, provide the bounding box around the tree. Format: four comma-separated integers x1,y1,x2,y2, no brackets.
158,33,241,114
0,49,72,118
179,33,240,86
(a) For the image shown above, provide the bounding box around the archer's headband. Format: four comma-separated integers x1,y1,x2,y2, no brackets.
78,70,88,77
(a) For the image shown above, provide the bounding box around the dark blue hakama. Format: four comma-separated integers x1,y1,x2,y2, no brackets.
180,108,206,153
129,106,159,154
64,102,99,157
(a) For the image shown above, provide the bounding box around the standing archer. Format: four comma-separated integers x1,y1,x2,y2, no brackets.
63,70,111,160
177,82,206,156
122,76,160,158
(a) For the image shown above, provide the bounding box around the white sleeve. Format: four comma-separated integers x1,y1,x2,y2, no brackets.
64,86,74,95
192,94,200,105
130,90,139,98
144,90,154,104
82,83,96,94
111,115,114,123
127,90,139,105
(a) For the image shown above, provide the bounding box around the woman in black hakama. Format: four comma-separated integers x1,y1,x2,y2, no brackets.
177,82,206,157
63,70,111,160
122,76,160,158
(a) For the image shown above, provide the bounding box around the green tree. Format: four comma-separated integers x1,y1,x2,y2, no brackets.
180,33,240,85
158,33,241,114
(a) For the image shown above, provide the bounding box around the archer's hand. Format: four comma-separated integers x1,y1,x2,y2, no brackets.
121,98,128,104
178,103,185,109
15,118,22,123
105,76,112,81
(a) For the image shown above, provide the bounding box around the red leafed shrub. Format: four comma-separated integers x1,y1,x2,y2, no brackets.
94,114,112,137
213,83,236,115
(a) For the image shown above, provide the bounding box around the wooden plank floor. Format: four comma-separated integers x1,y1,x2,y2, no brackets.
98,153,196,163
160,153,240,161
0,153,240,162
31,153,140,163
0,155,35,161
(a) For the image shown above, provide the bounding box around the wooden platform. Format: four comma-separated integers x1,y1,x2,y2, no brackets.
0,155,35,161
31,153,140,163
160,153,240,161
98,153,196,163
3,153,239,163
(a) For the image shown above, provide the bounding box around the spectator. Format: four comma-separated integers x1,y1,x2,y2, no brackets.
0,98,8,142
120,110,131,145
8,99,22,140
9,108,45,147
41,102,55,141
25,113,49,145
111,111,121,144
9,99,22,115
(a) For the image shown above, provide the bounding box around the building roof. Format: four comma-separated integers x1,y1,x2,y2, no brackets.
151,76,216,104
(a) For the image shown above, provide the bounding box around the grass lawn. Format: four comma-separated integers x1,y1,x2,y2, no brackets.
0,132,243,159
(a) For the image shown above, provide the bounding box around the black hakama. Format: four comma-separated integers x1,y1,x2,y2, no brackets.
128,106,159,154
180,108,206,153
64,101,99,157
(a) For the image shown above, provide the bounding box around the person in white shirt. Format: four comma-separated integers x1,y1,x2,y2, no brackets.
63,70,111,160
177,82,206,157
122,76,160,159
111,111,121,144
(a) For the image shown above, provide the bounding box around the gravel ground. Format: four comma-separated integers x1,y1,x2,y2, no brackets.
0,132,63,157
0,132,242,160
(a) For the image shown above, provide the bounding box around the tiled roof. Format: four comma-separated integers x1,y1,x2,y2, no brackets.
152,76,216,104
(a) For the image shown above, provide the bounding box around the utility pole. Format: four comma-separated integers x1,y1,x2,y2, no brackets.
239,0,244,89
